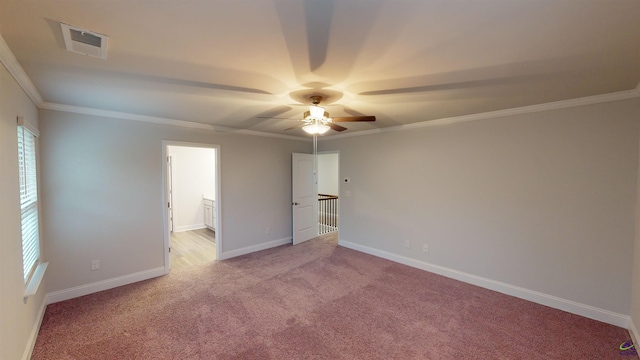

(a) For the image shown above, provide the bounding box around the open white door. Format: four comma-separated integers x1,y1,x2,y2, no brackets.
292,153,317,245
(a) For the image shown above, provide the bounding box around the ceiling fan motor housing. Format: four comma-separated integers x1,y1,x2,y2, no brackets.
310,95,323,105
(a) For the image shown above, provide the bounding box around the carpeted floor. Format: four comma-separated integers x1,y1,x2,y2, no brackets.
32,233,632,359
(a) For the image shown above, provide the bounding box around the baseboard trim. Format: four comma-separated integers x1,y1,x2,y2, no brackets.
173,223,206,232
46,267,166,304
339,239,630,328
21,294,47,360
221,237,291,260
629,319,640,350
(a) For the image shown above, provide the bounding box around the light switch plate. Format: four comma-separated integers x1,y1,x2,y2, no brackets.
91,259,100,271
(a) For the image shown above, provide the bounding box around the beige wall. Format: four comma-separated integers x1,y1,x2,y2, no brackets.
318,152,339,195
0,63,46,359
38,109,309,293
320,99,640,316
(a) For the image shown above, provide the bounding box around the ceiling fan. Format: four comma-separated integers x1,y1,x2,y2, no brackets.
283,95,376,134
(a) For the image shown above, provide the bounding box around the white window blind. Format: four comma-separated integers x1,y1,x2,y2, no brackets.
18,125,40,284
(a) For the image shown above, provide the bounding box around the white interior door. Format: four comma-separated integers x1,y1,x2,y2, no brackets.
292,153,317,245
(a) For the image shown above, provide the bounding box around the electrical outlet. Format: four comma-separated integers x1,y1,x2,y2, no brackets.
423,244,429,253
266,227,271,234
405,240,411,248
91,259,100,271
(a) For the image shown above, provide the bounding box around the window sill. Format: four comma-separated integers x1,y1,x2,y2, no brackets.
23,262,48,304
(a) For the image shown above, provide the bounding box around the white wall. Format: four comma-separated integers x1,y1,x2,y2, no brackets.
320,98,640,318
167,146,215,232
318,152,339,195
0,62,46,360
38,109,309,294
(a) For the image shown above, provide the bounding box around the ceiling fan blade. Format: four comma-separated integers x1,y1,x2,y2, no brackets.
332,116,376,122
256,116,297,120
284,123,305,131
305,0,333,72
327,123,347,132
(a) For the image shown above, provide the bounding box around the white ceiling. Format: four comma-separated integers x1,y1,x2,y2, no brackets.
1,0,640,137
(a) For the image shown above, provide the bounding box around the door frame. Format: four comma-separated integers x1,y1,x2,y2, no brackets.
167,155,174,233
292,153,318,245
162,140,221,274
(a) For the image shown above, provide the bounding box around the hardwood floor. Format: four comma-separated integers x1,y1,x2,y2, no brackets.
170,228,216,270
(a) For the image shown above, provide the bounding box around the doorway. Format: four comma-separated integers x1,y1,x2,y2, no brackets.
162,141,221,273
317,152,339,234
291,151,339,245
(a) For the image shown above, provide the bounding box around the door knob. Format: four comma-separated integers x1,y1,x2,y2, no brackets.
292,202,299,205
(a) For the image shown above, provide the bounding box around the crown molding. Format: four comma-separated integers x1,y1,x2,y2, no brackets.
37,86,640,142
39,102,307,141
0,33,43,106
30,87,640,142
325,88,640,140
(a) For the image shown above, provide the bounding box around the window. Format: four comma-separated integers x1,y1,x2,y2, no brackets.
18,124,40,284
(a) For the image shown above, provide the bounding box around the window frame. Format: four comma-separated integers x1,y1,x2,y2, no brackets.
17,116,47,302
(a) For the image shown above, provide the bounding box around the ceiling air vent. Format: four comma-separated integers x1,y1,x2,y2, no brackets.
60,23,109,59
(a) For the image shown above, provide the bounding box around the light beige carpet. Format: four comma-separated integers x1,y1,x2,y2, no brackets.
32,233,630,359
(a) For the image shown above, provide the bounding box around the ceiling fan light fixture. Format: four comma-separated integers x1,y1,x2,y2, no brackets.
279,94,375,134
302,122,330,135
309,105,325,119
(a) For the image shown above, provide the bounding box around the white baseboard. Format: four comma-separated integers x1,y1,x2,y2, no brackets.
21,294,47,360
46,237,290,303
221,237,291,260
629,319,640,350
339,239,630,328
46,267,166,304
173,223,206,232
